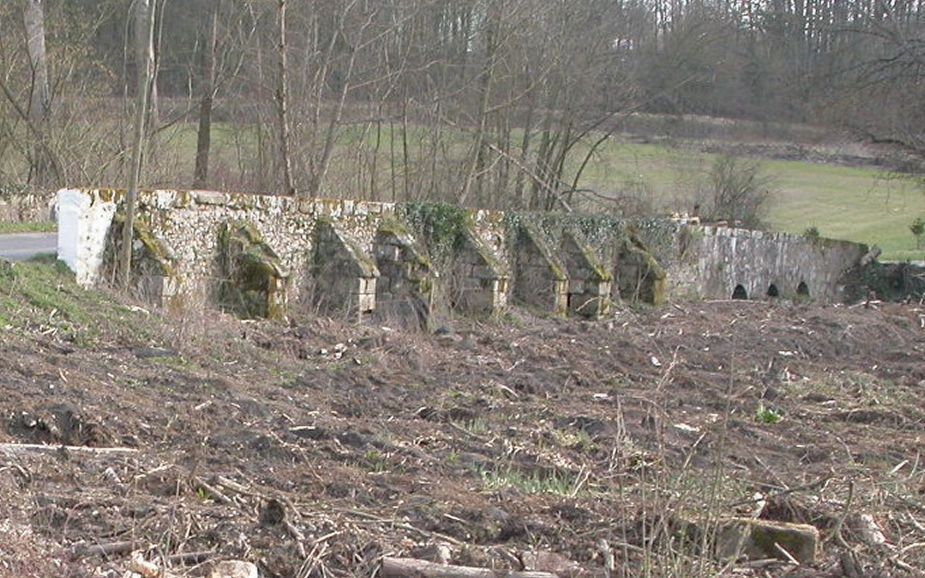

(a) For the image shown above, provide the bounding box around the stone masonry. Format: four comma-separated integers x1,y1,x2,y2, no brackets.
56,188,870,321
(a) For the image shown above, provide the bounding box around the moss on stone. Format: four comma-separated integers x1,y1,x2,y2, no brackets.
616,235,667,306
174,190,192,208
376,217,434,271
378,216,413,238
110,213,175,278
512,222,568,281
315,217,378,276
398,202,472,262
229,193,257,210
218,221,288,320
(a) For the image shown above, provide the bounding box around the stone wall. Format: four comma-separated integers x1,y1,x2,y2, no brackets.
56,188,871,320
642,224,869,302
0,193,56,223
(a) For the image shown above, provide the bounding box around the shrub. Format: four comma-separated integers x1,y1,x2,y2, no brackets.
910,217,924,249
707,155,774,229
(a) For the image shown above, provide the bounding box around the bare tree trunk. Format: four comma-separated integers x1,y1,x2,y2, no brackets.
23,0,52,186
461,0,500,206
120,0,157,290
515,88,536,205
276,0,294,195
312,38,359,196
194,1,219,188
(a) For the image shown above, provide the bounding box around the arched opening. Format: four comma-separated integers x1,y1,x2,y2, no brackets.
732,284,748,300
797,282,809,297
767,284,779,298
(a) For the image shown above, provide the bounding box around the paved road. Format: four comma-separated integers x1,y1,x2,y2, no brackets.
0,233,57,262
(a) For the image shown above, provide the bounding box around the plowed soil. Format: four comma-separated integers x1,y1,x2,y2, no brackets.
1,268,924,577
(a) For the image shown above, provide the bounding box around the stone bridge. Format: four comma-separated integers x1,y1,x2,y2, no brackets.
56,188,869,322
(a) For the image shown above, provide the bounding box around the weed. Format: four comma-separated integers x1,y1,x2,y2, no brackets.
755,403,783,424
0,256,160,346
362,450,389,473
552,428,595,452
910,217,924,249
479,465,584,496
803,226,821,241
453,418,490,436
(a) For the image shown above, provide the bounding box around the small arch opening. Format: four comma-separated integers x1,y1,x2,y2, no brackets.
732,284,748,300
797,281,809,297
767,284,779,298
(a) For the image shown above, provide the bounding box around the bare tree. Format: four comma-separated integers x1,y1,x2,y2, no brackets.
23,0,56,186
194,0,220,188
276,0,294,195
120,0,157,289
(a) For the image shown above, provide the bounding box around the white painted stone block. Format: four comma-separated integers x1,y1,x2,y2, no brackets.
57,189,116,287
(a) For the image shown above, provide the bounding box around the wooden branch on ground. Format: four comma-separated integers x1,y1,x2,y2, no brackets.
0,443,138,456
380,557,559,578
194,476,235,506
169,551,215,565
72,540,135,558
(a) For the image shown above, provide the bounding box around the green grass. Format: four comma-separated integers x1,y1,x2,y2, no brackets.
0,255,156,345
572,141,925,260
0,222,56,234
754,403,783,424
766,161,924,261
479,465,584,496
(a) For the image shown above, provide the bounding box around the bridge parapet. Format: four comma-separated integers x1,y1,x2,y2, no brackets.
56,188,870,320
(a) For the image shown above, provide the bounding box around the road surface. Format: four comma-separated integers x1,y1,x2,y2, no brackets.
0,233,57,262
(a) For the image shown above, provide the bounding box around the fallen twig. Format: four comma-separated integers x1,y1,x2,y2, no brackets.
72,540,135,558
774,543,800,566
194,477,235,506
168,550,214,565
828,480,855,549
336,509,465,546
0,443,138,456
725,475,831,508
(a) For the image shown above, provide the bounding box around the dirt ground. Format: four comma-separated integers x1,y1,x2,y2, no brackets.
1,274,924,577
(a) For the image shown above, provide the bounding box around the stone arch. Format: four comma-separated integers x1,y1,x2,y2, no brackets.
732,284,748,300
797,281,810,297
767,284,779,298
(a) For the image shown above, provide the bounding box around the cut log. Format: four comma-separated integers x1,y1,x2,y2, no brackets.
381,557,559,578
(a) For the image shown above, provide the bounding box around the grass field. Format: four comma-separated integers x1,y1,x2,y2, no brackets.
572,140,925,261
97,123,925,261
8,118,921,261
